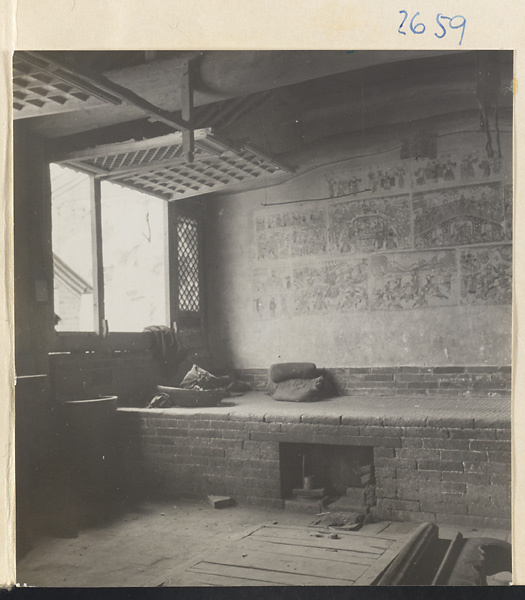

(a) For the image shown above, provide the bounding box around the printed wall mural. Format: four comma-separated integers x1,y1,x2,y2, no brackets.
294,260,369,315
410,154,460,187
323,150,506,202
252,267,293,320
251,148,511,318
413,183,505,249
256,208,327,260
328,195,411,254
324,161,409,198
460,245,512,306
410,152,504,189
370,251,458,310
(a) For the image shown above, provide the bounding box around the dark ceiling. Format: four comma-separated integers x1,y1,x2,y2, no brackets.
15,50,514,198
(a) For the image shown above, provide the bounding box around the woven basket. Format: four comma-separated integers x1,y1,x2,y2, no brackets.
156,385,226,408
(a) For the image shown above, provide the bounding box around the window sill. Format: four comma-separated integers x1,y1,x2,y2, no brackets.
51,331,154,352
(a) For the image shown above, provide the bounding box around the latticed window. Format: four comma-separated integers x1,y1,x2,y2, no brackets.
177,215,200,313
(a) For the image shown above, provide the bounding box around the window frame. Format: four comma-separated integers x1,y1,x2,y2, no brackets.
168,201,205,331
49,167,194,350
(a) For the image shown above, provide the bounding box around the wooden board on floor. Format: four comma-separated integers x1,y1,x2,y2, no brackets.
182,522,418,587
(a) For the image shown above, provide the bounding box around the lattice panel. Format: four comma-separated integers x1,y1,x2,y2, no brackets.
13,54,111,118
79,142,188,173
60,131,291,200
115,152,281,199
177,216,200,312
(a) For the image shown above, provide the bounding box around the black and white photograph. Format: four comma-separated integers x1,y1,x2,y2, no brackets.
13,49,513,587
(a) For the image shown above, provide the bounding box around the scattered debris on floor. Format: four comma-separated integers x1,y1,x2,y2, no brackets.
310,510,371,531
208,495,234,509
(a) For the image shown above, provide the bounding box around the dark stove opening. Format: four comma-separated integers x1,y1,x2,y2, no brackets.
279,443,375,510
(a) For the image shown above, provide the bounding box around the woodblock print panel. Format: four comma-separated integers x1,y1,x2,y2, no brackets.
252,267,293,320
327,195,411,255
460,245,512,306
294,260,369,315
410,151,506,189
413,183,505,249
256,208,327,260
324,161,410,198
370,250,458,311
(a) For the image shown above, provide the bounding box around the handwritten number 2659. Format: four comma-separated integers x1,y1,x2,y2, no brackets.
398,11,466,46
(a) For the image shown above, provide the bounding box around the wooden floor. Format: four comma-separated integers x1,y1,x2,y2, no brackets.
181,521,419,586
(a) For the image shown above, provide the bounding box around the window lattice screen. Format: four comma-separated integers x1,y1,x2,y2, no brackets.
177,216,200,312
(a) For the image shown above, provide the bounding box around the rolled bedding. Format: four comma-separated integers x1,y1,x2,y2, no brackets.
268,362,319,383
271,376,326,402
266,361,329,402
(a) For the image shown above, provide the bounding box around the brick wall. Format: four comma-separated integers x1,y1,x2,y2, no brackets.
50,350,160,406
117,407,511,529
237,366,512,397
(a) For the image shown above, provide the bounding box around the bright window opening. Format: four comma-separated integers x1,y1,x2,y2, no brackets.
101,182,168,331
51,164,94,332
50,163,169,333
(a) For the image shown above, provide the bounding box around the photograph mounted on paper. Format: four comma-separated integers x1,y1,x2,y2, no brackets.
13,50,513,587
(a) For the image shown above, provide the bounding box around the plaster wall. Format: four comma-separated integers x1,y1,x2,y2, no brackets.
205,127,512,370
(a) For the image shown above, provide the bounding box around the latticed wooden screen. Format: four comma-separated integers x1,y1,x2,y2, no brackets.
177,216,200,312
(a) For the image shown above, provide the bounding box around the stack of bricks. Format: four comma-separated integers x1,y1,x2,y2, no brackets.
117,407,510,529
238,366,511,397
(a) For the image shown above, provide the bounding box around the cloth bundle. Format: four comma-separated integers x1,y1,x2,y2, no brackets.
148,364,250,408
266,362,328,402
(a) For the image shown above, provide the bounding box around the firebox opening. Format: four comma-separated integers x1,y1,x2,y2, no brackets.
279,443,375,509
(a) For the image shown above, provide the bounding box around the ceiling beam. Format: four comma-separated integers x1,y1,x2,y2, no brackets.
16,52,123,106
52,130,212,165
22,51,196,145
181,60,195,162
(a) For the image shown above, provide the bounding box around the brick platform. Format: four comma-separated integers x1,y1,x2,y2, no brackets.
117,392,511,529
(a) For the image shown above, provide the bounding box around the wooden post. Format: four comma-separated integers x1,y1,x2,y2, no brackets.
167,202,180,329
181,60,195,163
90,178,106,336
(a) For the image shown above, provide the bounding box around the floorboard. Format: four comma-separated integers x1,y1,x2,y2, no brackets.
182,522,417,586
238,538,376,565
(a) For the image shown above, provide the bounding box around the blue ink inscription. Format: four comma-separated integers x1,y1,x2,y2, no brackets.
398,11,466,46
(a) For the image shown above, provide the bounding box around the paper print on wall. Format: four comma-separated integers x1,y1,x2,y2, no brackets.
325,162,409,199
256,208,327,260
370,250,458,310
327,195,411,254
252,267,293,320
460,245,512,306
410,153,460,188
294,260,369,315
410,151,506,189
459,151,504,182
413,183,505,249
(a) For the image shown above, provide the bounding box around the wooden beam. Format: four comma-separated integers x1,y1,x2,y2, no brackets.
46,119,173,161
181,60,195,162
53,130,212,165
90,178,106,336
23,51,193,134
167,203,179,327
373,523,439,586
17,52,123,106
